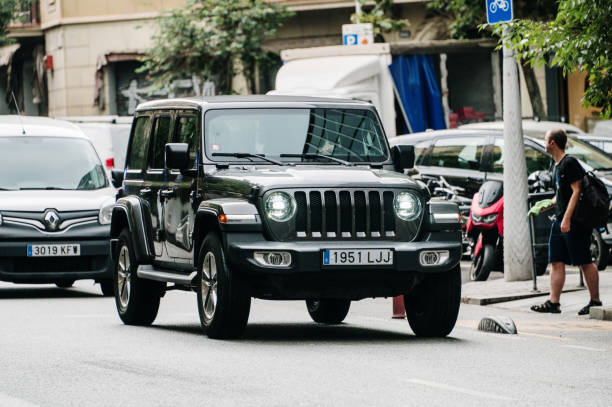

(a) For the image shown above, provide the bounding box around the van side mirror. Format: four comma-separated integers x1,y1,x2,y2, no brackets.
111,169,124,188
165,143,189,170
391,144,415,173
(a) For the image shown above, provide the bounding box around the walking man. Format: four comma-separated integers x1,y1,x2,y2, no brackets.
531,129,602,314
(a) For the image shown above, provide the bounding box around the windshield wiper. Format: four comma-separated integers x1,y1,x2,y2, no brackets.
280,153,354,166
212,153,284,166
19,187,69,190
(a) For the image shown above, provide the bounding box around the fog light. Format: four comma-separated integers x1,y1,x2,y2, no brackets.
419,250,449,266
254,251,291,268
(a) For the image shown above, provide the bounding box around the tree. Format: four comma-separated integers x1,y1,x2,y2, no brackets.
0,0,31,46
350,0,409,41
427,0,557,120
490,0,612,119
139,0,293,95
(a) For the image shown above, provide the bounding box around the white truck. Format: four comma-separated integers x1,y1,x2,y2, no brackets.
269,43,402,138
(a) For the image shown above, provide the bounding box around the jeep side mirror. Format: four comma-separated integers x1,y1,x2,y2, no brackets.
165,143,190,170
391,144,415,173
111,169,124,188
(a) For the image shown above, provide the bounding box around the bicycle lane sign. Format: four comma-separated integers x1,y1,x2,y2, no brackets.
486,0,513,24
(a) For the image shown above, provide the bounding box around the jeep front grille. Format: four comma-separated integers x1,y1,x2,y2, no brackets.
292,189,397,240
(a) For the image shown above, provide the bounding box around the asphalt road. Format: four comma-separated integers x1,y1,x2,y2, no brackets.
1,269,611,407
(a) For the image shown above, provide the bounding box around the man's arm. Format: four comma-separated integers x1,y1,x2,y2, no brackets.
561,180,581,232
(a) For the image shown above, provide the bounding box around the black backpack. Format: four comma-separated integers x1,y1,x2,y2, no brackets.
573,171,610,229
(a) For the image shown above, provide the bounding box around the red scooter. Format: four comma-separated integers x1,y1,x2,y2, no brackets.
466,181,504,281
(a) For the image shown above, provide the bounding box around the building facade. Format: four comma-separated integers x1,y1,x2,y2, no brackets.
1,0,599,131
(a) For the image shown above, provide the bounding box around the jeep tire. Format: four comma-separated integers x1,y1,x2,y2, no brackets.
404,265,461,337
114,228,163,326
306,299,351,324
196,232,251,339
99,279,114,296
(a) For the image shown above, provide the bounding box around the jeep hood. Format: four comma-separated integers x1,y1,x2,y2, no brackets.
208,166,422,194
0,188,115,212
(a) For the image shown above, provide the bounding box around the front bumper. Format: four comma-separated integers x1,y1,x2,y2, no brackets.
0,222,111,284
227,231,462,274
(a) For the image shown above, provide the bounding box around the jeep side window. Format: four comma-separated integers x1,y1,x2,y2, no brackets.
126,116,150,170
148,115,172,170
174,115,198,168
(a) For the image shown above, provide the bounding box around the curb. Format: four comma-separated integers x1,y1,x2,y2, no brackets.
461,287,585,306
589,306,612,321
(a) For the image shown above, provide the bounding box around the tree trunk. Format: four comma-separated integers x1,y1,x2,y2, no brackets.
521,62,546,120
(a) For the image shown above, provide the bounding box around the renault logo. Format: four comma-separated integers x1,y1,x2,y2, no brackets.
44,209,61,231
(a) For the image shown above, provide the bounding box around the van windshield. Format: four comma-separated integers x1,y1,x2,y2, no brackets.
204,108,389,163
0,137,107,191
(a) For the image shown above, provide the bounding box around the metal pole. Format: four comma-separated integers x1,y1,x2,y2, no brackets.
528,212,538,292
354,0,361,23
502,25,533,281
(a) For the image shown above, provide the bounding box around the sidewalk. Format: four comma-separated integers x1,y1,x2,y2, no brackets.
461,268,612,320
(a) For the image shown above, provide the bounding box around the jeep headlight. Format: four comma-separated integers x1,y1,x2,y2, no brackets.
394,192,421,221
98,197,115,225
264,192,295,222
0,211,3,226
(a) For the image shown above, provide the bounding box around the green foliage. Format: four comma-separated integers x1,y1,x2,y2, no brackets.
487,0,612,118
139,0,293,94
350,0,409,37
0,0,32,46
427,0,556,39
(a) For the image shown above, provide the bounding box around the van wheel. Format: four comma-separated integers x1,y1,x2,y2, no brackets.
114,228,163,326
404,265,461,337
590,230,608,271
306,299,351,324
196,233,251,339
469,243,495,281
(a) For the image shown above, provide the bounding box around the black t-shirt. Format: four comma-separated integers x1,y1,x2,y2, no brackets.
552,154,585,219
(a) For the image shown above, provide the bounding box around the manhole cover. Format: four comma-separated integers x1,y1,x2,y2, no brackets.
478,316,517,334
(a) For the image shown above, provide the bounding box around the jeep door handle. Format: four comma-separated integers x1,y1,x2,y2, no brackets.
139,188,152,197
160,189,175,198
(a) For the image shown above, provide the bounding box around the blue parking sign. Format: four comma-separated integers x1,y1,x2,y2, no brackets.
486,0,513,24
343,34,358,46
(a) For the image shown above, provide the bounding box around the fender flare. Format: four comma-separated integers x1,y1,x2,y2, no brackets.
110,197,155,264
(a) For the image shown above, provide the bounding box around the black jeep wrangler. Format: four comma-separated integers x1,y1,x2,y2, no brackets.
110,96,462,339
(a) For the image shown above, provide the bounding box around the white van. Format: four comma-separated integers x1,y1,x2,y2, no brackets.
0,116,116,294
59,116,133,173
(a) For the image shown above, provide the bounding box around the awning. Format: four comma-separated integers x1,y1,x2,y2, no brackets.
0,44,20,67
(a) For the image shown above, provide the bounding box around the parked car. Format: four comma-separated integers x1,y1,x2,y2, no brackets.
110,95,463,339
0,116,116,294
390,127,612,270
459,119,585,137
577,134,612,154
60,116,133,175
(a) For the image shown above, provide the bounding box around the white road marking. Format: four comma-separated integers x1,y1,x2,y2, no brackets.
0,392,39,407
406,378,516,401
562,344,606,352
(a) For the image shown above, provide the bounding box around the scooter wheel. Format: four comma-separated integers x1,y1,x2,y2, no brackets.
470,244,495,281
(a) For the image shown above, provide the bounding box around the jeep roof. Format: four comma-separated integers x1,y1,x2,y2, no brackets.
135,95,373,112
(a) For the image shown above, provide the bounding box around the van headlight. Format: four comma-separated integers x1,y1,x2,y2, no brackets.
264,192,295,222
98,198,115,225
394,192,421,221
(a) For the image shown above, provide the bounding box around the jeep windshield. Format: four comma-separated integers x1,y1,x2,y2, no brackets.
205,108,389,163
0,137,108,191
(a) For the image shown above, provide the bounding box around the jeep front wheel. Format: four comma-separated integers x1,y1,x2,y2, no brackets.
114,228,163,326
306,299,351,324
404,265,461,337
196,233,251,339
